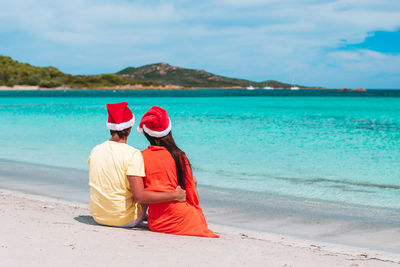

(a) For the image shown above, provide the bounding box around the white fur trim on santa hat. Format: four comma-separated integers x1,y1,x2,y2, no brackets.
106,117,135,131
139,118,172,138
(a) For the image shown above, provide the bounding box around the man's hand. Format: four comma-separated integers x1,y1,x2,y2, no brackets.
129,176,186,204
174,186,186,202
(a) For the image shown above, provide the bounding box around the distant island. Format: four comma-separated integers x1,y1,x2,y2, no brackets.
0,55,317,90
117,62,306,89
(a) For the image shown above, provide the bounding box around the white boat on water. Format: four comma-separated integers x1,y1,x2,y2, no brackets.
246,85,255,90
263,86,274,90
290,75,300,90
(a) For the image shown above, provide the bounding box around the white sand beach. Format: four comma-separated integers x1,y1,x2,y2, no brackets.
0,85,41,91
1,188,399,267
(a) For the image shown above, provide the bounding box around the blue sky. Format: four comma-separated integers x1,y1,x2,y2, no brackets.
346,30,400,53
1,0,400,88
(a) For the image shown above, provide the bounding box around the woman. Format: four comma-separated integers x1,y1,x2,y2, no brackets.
137,106,219,238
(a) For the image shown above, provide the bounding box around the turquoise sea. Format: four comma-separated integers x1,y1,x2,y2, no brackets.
1,89,400,251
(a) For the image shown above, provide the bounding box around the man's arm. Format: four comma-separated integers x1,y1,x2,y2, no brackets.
128,176,186,204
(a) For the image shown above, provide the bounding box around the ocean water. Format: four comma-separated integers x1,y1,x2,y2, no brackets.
1,89,400,250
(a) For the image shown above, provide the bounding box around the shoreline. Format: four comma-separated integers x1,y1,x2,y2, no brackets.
1,157,400,254
0,85,336,91
1,187,399,266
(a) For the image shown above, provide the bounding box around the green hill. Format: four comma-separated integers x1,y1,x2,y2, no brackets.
118,62,297,88
0,56,159,88
0,56,66,87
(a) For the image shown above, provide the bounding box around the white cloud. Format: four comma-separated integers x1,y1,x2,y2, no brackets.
327,49,399,72
1,0,400,87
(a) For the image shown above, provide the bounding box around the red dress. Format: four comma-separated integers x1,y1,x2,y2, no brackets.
141,146,219,238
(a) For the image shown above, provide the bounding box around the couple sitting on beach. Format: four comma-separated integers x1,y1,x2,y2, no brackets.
88,102,218,238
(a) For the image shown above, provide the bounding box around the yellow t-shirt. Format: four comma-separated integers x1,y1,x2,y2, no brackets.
88,140,145,226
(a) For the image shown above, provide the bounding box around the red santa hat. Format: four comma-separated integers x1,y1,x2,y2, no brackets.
106,102,135,131
137,106,172,138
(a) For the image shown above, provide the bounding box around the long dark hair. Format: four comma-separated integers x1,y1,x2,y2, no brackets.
144,132,191,189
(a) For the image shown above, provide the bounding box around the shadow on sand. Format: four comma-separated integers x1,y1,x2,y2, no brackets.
73,215,149,230
74,215,98,226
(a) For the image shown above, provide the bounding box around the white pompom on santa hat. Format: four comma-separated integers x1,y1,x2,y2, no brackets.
106,102,135,131
137,106,172,138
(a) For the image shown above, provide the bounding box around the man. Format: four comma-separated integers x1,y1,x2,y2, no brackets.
88,102,186,227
